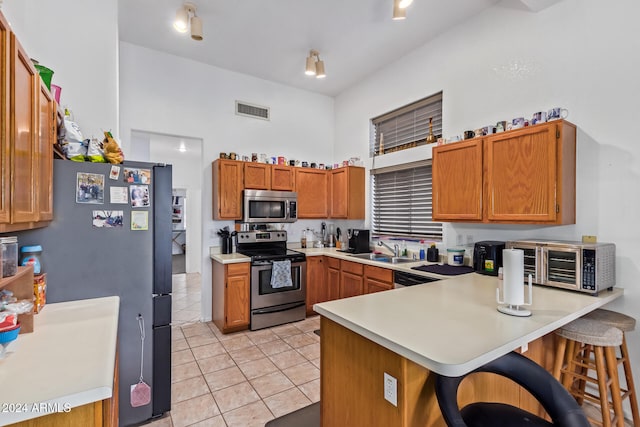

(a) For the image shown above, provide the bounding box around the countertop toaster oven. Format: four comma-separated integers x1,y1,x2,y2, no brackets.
505,239,615,295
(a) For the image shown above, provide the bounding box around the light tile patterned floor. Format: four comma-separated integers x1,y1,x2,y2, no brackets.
150,273,320,427
172,273,202,325
161,274,633,427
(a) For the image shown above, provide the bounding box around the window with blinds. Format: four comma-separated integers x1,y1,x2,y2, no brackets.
371,161,443,240
370,92,443,156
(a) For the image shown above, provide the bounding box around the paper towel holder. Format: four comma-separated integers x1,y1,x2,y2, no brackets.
497,274,533,317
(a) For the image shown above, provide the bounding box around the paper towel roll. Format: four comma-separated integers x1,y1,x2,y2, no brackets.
502,249,524,305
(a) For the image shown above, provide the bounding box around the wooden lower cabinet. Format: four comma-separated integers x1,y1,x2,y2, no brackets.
339,260,364,299
320,317,555,427
9,348,119,427
326,258,340,302
306,256,327,315
364,265,393,294
212,260,250,333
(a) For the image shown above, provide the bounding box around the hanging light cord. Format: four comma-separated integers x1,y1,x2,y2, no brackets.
137,314,145,382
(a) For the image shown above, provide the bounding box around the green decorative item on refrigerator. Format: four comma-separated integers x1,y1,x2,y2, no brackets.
34,64,54,90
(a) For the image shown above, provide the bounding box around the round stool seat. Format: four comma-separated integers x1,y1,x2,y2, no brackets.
556,318,622,347
583,308,636,332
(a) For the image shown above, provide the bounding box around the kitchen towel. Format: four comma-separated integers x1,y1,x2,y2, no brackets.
502,249,525,305
271,260,293,288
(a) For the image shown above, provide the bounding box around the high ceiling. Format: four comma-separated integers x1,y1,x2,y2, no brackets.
118,0,507,97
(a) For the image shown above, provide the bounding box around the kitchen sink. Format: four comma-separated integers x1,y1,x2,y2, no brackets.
389,257,415,264
348,253,415,264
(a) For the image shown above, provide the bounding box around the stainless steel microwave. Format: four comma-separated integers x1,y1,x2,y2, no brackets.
505,239,615,295
243,190,298,223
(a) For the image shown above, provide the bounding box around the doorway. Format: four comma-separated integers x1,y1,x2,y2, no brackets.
131,130,203,325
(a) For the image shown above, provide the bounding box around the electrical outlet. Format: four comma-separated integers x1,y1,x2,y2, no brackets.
466,234,474,245
384,372,398,406
521,342,529,353
456,234,463,246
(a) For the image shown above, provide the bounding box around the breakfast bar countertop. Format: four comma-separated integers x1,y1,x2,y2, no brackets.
0,296,120,425
314,274,623,377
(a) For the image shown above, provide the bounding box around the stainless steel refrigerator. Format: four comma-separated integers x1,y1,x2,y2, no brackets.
16,159,172,426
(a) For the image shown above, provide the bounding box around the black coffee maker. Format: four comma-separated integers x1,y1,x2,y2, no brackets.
347,229,370,254
473,240,505,276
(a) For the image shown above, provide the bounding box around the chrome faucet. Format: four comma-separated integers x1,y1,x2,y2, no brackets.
378,241,399,257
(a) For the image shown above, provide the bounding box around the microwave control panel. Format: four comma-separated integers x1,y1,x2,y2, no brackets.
582,249,596,290
289,201,297,219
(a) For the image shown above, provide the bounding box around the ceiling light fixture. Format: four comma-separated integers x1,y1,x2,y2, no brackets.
173,2,203,41
393,0,411,20
305,50,326,79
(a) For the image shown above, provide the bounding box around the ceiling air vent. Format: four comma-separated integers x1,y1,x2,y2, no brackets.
235,101,270,121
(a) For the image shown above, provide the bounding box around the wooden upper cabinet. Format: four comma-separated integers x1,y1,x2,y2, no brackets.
0,13,10,224
295,168,328,218
37,80,54,221
212,159,243,219
432,139,483,222
484,121,575,224
432,121,576,224
271,165,295,191
244,162,271,190
330,166,365,219
10,34,38,224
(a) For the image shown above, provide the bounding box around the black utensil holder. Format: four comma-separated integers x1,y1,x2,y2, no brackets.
221,236,233,254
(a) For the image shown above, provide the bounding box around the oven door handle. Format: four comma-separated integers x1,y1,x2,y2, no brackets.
252,301,305,315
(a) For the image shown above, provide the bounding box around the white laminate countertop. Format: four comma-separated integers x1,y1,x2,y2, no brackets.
314,275,623,377
209,246,454,280
0,296,120,425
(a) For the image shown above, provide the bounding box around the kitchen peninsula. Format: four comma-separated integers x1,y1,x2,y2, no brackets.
313,274,622,426
0,297,119,426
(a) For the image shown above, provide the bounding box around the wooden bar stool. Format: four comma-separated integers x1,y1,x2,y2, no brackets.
583,309,639,426
552,318,625,427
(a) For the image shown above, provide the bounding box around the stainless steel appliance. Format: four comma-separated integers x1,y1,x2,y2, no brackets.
473,241,506,276
236,230,306,330
393,270,441,288
243,190,298,223
15,160,172,425
505,239,616,295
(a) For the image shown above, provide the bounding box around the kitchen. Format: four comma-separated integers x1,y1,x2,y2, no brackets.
0,0,639,426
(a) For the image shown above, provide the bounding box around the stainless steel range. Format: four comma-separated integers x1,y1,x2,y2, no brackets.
236,230,307,330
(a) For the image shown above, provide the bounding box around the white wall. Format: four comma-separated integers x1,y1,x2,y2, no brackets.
334,0,640,398
1,0,119,140
119,42,335,321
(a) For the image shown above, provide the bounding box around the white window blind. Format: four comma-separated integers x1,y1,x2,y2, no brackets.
371,161,443,240
370,92,443,157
